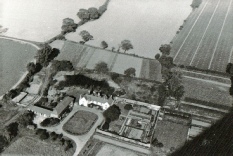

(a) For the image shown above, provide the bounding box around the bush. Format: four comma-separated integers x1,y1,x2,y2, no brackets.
94,62,109,73
101,41,108,49
124,104,133,110
40,118,60,127
124,68,136,77
155,53,160,60
103,104,121,122
40,131,49,140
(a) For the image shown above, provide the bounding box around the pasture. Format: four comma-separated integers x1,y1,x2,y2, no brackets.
53,41,162,82
63,110,98,135
66,0,192,58
96,143,146,156
0,0,105,41
2,136,74,156
0,38,37,96
183,77,232,107
171,0,233,72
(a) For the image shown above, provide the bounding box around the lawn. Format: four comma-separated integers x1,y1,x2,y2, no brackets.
66,0,192,58
0,38,37,95
96,143,146,156
63,110,98,135
153,118,189,149
183,77,232,107
0,0,106,41
2,136,74,156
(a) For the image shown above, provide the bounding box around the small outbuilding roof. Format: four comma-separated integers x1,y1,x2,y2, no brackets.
28,105,52,116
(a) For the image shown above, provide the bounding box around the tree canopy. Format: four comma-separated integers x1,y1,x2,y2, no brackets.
121,40,133,53
79,30,93,42
103,104,121,122
124,68,136,77
159,44,171,55
77,9,90,21
101,41,108,49
94,62,109,73
88,7,100,19
61,18,77,33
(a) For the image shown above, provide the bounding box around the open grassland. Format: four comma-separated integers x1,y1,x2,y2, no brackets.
0,38,37,95
54,41,162,81
63,110,98,135
171,0,233,72
96,143,147,156
111,54,143,77
66,0,192,58
154,118,189,149
0,0,105,41
2,136,74,156
183,77,232,107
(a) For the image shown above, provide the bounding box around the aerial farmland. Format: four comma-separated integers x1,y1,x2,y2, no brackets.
66,0,192,58
1,0,233,155
171,0,233,72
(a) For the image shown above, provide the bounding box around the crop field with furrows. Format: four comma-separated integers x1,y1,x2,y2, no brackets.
54,41,162,81
183,77,232,107
170,0,233,72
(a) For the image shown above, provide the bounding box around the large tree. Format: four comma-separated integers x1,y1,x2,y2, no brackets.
88,7,99,19
103,104,121,122
121,40,133,53
159,44,171,55
77,9,90,21
101,41,108,49
94,62,109,73
61,18,77,33
35,45,53,67
124,68,136,77
79,30,93,43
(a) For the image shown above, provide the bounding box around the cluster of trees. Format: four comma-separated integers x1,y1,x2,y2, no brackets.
94,61,109,73
61,18,78,33
77,0,109,23
35,45,60,67
156,44,185,107
0,111,35,152
50,60,74,74
35,129,73,151
56,74,115,95
40,118,60,127
79,30,93,43
102,104,121,130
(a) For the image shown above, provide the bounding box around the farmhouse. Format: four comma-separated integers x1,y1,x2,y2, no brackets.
79,94,114,110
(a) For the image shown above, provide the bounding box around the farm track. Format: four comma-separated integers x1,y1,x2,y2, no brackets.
171,0,233,72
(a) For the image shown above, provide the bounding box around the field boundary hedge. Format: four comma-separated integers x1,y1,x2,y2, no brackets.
184,97,232,110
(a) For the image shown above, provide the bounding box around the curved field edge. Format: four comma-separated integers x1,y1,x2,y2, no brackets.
53,40,162,82
0,38,38,96
63,110,98,135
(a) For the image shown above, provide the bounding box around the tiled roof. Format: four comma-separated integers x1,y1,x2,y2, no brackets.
53,96,74,116
28,105,52,116
82,95,113,104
